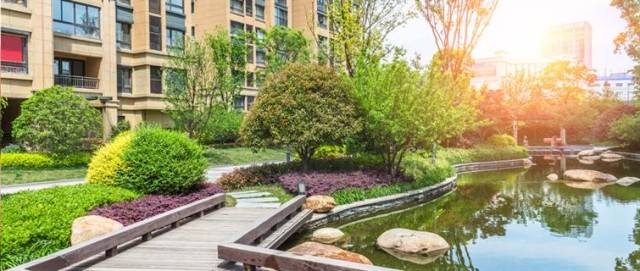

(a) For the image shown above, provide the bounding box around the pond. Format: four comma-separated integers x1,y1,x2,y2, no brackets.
287,157,640,271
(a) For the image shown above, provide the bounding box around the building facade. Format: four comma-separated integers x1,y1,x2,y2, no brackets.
541,21,592,69
589,72,635,102
0,0,326,141
470,51,553,90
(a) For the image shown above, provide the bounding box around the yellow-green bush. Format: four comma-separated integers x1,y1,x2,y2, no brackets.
312,145,347,159
0,153,91,169
86,132,133,185
486,134,517,147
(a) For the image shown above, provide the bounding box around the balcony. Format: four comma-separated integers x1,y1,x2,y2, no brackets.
2,0,27,6
1,62,28,74
54,75,99,89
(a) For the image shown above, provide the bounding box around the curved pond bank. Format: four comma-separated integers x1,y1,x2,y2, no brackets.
304,159,529,230
289,157,640,270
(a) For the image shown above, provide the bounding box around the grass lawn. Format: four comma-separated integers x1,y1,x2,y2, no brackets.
205,147,286,166
1,167,87,185
225,184,294,207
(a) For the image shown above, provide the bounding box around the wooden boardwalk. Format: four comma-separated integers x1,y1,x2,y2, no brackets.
67,207,272,271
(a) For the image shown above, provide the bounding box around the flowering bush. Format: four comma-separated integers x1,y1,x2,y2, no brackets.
279,170,407,196
89,183,225,226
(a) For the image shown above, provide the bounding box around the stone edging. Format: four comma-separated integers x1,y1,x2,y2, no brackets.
304,159,528,230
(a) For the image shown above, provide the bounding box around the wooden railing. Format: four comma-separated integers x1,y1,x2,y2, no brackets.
218,195,397,271
11,194,226,271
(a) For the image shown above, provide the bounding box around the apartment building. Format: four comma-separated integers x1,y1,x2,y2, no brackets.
0,0,327,141
541,21,592,69
471,51,554,90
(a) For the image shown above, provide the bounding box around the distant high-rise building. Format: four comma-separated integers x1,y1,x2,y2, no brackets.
542,22,592,68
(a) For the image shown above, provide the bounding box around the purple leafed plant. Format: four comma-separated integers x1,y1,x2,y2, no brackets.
89,183,225,226
279,170,406,195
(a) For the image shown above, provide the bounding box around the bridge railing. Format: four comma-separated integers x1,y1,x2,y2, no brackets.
218,195,398,271
10,194,226,271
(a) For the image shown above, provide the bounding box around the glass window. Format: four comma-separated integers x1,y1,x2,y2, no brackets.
255,3,265,19
166,0,184,14
116,22,131,49
231,0,243,13
150,66,163,94
234,96,245,110
149,0,160,14
246,0,253,16
53,0,100,39
318,13,327,29
256,50,266,66
117,66,132,93
149,16,162,51
247,45,254,64
616,83,624,87
247,95,255,109
167,28,184,49
275,6,288,27
191,0,194,13
1,33,28,74
246,72,255,87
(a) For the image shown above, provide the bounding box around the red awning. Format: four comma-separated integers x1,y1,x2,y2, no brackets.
1,34,24,63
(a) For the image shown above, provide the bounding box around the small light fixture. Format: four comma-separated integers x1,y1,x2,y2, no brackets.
297,180,307,195
99,96,113,103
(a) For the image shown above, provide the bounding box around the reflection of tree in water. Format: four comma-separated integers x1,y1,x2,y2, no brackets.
615,210,640,271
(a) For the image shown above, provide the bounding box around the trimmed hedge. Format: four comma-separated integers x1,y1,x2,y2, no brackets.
0,152,91,169
437,145,529,165
86,132,133,186
486,134,517,147
114,127,208,195
0,185,139,269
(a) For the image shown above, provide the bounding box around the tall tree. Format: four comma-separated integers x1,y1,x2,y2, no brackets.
612,0,640,100
327,0,414,77
258,26,310,74
415,0,498,80
164,29,247,141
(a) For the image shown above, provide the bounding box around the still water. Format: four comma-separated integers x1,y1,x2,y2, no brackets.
296,158,640,270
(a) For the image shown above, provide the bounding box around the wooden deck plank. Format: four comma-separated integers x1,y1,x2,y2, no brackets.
67,207,271,271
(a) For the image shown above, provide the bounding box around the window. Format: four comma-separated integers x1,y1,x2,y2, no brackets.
230,21,244,42
317,0,326,12
247,45,254,64
245,0,252,16
166,0,183,14
628,83,634,87
246,72,255,87
116,22,131,49
1,33,28,74
117,66,132,93
255,1,265,19
167,28,184,49
54,58,84,76
231,0,243,13
53,0,100,39
255,28,265,43
616,83,624,87
256,50,266,66
117,0,131,6
234,96,245,110
191,0,194,13
256,73,265,87
318,13,327,29
317,35,328,63
247,96,255,109
150,66,163,94
149,0,160,14
191,26,195,37
149,16,162,50
275,4,288,27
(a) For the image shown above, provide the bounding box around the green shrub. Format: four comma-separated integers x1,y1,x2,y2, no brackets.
401,153,455,187
86,132,133,185
110,120,131,139
313,145,347,159
201,107,244,145
1,152,91,169
12,86,102,154
1,144,24,153
437,145,529,165
115,127,208,194
610,112,640,149
0,184,139,269
486,134,517,147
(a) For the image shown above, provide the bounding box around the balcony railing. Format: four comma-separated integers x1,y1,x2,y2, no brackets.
1,62,28,74
54,75,99,89
2,0,27,6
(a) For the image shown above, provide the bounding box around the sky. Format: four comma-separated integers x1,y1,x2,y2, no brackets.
389,0,635,75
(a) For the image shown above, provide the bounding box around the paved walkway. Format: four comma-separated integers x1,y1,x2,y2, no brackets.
227,190,282,209
1,161,284,195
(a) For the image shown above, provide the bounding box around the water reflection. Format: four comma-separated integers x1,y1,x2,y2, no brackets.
332,159,640,270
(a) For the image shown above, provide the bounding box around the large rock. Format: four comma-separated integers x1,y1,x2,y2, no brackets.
522,159,534,169
581,155,601,161
577,149,596,156
577,158,594,165
288,242,372,265
563,169,617,183
377,228,449,264
304,195,336,213
311,228,346,244
71,215,124,245
547,174,559,181
616,177,640,187
601,153,624,162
